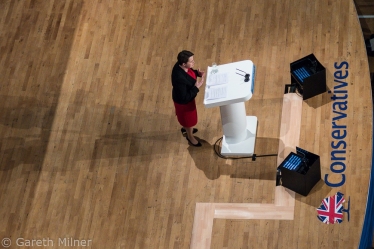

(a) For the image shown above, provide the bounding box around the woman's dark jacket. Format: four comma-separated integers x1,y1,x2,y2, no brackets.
171,62,200,104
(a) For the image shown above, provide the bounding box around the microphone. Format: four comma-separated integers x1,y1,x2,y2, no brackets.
236,68,250,82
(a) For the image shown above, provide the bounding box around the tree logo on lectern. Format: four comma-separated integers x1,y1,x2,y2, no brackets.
316,192,350,224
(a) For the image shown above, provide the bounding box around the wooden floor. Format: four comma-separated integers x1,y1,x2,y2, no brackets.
0,0,372,248
356,0,374,74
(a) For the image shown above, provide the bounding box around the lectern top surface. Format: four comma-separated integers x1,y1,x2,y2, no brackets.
203,60,255,108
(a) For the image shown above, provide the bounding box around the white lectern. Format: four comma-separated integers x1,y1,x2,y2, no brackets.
204,60,257,156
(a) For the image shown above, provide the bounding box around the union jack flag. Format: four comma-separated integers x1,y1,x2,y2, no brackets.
316,192,345,224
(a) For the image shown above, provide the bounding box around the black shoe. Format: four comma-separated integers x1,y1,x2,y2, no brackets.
181,128,198,136
186,137,202,147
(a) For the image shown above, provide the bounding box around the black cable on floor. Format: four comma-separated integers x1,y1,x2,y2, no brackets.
213,137,278,161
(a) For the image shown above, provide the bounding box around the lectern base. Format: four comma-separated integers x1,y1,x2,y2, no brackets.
221,116,257,156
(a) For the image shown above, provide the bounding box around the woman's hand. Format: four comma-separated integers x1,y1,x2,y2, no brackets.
195,75,205,88
197,69,205,77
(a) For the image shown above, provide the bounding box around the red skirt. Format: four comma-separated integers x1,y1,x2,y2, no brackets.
174,99,198,127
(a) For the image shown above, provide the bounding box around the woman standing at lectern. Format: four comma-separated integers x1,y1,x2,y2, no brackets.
171,50,205,147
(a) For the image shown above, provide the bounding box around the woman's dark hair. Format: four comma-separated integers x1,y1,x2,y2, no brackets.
177,50,194,65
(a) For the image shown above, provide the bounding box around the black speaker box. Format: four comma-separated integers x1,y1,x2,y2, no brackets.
278,147,321,196
290,54,327,100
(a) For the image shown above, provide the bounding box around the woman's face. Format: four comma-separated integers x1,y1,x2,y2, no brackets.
183,56,195,68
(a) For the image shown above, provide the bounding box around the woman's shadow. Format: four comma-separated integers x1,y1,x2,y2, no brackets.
187,137,279,181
